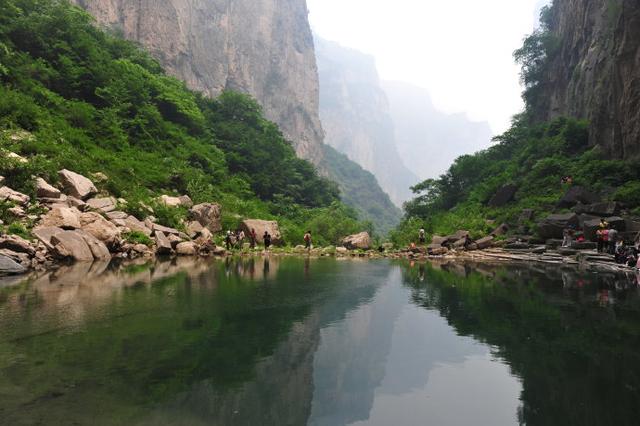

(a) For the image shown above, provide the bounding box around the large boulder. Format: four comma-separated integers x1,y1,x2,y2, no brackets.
79,212,121,245
241,219,282,245
35,177,61,199
190,203,222,233
74,230,111,260
51,231,95,261
475,236,495,250
537,213,579,240
488,184,517,207
0,254,26,275
0,186,30,206
574,202,620,217
176,241,198,256
158,195,183,208
342,232,372,250
40,207,82,229
33,226,65,251
445,230,470,243
606,216,626,231
58,169,97,200
431,235,448,246
558,186,600,208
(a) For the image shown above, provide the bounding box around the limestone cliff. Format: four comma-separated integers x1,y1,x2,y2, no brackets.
315,37,419,206
73,0,324,161
538,0,640,158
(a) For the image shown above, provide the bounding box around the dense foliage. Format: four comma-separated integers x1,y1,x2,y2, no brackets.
0,0,367,244
320,144,401,235
393,115,640,245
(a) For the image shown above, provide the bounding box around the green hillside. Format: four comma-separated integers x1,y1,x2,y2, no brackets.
0,0,368,246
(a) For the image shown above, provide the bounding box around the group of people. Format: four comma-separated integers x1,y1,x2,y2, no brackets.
594,218,640,268
225,228,272,250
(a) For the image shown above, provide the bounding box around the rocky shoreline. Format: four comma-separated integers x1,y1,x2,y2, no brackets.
0,168,380,277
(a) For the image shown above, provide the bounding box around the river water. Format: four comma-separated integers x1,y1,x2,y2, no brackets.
1,257,640,425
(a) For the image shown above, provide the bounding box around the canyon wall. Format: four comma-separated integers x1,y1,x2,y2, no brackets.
539,0,640,158
73,0,324,161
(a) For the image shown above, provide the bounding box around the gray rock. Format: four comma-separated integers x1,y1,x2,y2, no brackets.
0,254,27,275
51,231,95,261
574,202,620,216
33,226,65,252
0,235,36,256
558,186,600,208
537,213,579,239
475,236,494,249
190,203,222,233
152,223,181,236
488,184,517,207
40,207,82,229
106,211,129,220
0,186,30,206
176,241,198,256
36,177,61,199
491,223,509,236
58,169,97,200
86,197,117,213
155,231,173,255
74,230,111,260
342,232,372,250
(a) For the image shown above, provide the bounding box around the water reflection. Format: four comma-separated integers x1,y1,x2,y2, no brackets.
1,258,640,425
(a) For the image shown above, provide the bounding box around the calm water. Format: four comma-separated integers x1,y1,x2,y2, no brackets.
1,257,640,426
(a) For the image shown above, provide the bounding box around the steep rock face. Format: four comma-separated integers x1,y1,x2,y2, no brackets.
73,0,324,161
540,0,640,158
382,81,493,181
315,37,418,206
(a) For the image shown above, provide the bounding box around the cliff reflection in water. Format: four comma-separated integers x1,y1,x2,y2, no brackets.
1,258,640,425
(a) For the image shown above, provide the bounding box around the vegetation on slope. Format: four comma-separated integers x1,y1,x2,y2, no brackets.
320,144,401,236
0,0,369,246
393,4,640,245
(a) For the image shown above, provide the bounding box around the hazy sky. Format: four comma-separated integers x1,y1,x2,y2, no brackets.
307,0,549,135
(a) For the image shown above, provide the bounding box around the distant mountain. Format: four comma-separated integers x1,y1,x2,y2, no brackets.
315,37,419,206
382,81,493,181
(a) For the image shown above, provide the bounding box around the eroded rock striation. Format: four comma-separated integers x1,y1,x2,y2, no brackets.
73,0,324,161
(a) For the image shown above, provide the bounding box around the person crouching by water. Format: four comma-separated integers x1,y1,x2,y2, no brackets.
304,230,312,251
419,228,426,245
263,231,272,250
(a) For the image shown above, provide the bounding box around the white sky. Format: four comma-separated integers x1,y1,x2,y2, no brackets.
307,0,549,135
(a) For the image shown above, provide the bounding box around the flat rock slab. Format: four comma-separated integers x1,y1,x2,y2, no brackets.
0,186,30,206
87,197,117,213
0,254,26,275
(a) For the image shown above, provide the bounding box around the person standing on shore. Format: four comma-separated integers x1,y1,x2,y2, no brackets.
250,228,257,249
264,231,271,250
225,230,233,251
608,227,618,254
419,228,426,245
304,231,312,251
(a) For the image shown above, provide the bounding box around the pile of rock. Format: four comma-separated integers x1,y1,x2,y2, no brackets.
425,230,496,256
1,169,227,276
